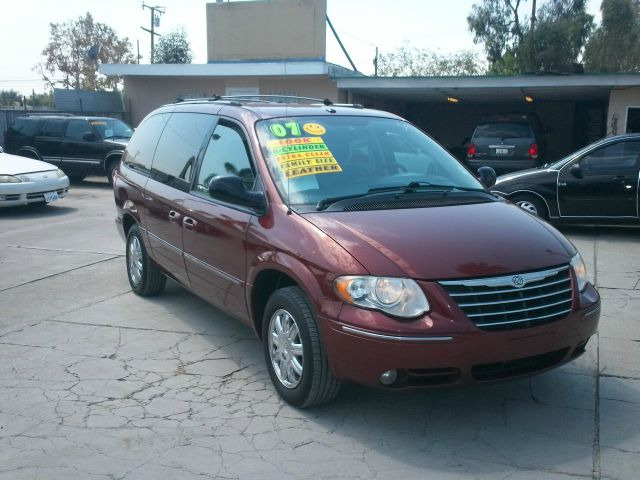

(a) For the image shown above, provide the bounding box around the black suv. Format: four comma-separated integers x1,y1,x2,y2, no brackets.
3,114,133,183
466,113,546,173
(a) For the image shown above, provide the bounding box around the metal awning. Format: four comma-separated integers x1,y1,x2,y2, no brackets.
335,73,640,103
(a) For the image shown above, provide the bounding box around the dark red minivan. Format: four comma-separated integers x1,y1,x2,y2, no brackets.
113,98,600,407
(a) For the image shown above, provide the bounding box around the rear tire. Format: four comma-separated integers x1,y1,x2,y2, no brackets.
126,225,166,296
511,194,548,220
262,286,340,408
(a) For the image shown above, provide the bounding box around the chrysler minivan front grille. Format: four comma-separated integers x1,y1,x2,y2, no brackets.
439,265,573,331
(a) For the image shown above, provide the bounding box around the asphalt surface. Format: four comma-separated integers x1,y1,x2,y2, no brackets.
0,178,638,480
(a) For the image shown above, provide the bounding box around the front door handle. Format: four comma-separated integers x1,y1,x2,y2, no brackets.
558,181,567,187
612,175,626,182
183,216,197,230
168,210,180,223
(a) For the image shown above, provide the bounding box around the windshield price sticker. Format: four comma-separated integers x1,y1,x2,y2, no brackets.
266,135,342,179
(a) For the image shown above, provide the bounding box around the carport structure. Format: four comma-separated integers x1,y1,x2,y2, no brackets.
337,73,640,163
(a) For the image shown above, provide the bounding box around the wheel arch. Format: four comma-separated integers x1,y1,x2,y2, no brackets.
248,255,331,341
506,189,554,218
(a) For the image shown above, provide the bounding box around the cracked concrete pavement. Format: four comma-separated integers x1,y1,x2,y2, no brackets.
0,178,638,479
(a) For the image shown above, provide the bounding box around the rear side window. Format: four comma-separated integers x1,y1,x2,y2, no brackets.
473,123,532,139
151,112,215,191
8,117,40,137
123,113,169,175
39,119,66,137
65,119,93,141
194,121,256,197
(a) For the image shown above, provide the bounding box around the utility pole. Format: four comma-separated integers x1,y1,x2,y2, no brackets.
531,0,537,31
141,3,165,63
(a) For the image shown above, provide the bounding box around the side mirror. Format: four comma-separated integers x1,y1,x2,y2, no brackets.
208,175,266,214
83,132,97,142
569,163,583,179
477,166,496,188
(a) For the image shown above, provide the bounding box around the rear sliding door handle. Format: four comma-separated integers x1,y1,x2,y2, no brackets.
183,216,197,230
558,181,567,187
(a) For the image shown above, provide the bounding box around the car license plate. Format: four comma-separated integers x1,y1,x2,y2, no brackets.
44,191,59,203
495,148,509,155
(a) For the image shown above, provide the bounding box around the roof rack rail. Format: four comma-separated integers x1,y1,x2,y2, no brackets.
311,102,364,109
23,112,75,117
219,95,334,105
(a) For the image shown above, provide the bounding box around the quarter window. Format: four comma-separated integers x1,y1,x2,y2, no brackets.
151,112,215,190
194,121,256,198
123,113,169,175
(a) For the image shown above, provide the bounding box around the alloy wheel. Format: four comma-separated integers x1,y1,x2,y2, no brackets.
268,308,304,388
128,236,143,286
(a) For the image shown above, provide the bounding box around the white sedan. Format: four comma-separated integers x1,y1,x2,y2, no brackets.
0,152,69,207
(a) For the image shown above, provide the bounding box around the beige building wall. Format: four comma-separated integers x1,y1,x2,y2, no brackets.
207,0,326,61
123,75,338,125
607,87,640,135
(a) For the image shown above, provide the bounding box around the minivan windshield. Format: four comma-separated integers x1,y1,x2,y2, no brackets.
89,118,134,140
256,116,484,209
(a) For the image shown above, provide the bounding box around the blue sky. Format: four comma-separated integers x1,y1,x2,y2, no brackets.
0,0,602,95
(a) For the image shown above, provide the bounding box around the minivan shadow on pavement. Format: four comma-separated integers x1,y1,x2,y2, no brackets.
88,278,617,479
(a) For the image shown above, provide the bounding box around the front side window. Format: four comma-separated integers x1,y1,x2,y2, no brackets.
89,118,134,140
151,112,215,190
255,116,483,209
194,121,256,198
579,141,640,175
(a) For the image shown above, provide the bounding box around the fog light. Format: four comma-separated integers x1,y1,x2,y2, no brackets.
379,369,398,386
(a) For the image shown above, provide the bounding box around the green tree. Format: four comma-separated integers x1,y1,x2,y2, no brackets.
0,90,22,107
377,45,485,77
153,28,193,64
584,0,640,72
468,0,593,73
467,0,525,72
519,0,593,72
36,12,135,91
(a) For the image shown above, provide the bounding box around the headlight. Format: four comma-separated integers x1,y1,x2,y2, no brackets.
0,175,21,183
55,169,66,178
334,276,429,318
570,252,588,292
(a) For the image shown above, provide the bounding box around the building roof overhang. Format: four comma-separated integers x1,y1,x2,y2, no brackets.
336,73,640,103
100,61,362,78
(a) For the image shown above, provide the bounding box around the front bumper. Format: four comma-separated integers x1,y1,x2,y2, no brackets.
319,282,600,389
0,177,70,207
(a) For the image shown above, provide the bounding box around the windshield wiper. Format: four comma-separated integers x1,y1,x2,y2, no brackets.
369,181,486,194
316,182,486,211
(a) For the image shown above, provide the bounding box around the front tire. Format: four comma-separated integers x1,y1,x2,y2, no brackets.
262,286,340,408
106,160,119,186
126,225,166,296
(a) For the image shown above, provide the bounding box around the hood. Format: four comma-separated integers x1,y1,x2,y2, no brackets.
0,153,57,175
303,201,574,280
495,167,554,186
104,138,129,147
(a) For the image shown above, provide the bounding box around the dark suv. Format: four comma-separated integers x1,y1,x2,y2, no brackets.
466,113,545,173
113,98,599,407
4,114,133,183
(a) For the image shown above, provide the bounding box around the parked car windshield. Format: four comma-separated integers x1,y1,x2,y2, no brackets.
473,122,532,139
256,116,483,209
89,118,133,140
